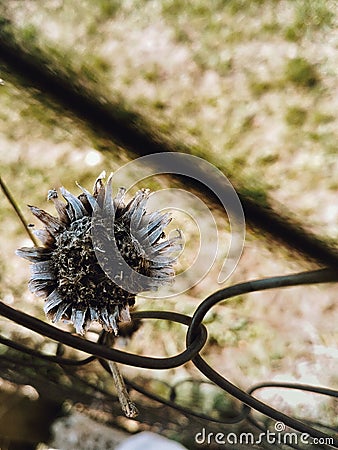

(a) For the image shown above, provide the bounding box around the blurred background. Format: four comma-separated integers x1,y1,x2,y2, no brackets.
0,1,337,449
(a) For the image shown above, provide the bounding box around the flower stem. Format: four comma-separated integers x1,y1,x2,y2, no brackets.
0,175,39,246
108,360,138,418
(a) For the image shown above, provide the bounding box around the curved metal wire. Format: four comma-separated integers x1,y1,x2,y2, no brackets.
0,306,207,369
186,268,338,448
1,269,337,449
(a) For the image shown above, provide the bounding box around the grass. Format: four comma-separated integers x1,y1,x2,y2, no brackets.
285,0,334,41
285,106,308,127
284,57,320,88
97,0,121,19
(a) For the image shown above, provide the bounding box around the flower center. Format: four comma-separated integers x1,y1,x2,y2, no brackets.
51,216,138,310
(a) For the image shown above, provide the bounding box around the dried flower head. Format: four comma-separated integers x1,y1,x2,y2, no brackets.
17,172,181,335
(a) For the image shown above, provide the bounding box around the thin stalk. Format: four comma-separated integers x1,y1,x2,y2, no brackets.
107,360,138,418
0,175,39,246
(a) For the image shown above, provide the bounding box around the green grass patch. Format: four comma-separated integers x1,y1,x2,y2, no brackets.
284,57,320,88
285,106,307,127
285,0,334,41
312,111,335,126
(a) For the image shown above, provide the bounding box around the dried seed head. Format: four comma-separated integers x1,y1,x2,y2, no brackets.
17,172,181,335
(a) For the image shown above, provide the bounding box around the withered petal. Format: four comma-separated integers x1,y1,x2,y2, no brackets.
123,190,145,220
103,173,114,215
99,306,119,334
149,256,177,267
30,261,55,279
44,289,64,314
113,187,126,210
89,306,99,321
29,205,64,235
130,195,147,229
28,278,55,296
154,266,175,277
76,182,97,211
147,224,167,245
100,306,111,330
47,190,70,225
93,171,106,197
16,247,52,262
33,229,55,246
60,187,87,220
53,302,71,322
156,243,182,256
138,212,170,239
108,309,119,335
146,240,173,255
72,308,87,335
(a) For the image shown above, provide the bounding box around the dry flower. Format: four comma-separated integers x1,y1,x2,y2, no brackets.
17,172,181,335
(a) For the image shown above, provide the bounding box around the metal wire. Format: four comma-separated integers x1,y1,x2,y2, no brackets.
1,269,337,449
